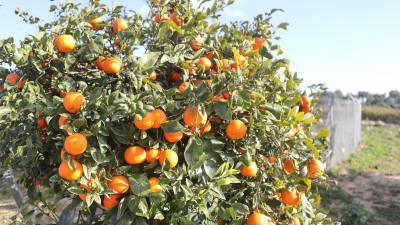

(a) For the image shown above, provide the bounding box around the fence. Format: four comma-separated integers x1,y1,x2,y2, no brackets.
319,93,362,168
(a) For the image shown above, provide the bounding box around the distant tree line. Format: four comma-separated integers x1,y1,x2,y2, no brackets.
323,90,400,109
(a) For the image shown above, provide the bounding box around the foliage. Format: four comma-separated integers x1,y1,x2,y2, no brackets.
0,0,333,224
362,105,400,124
340,203,369,225
357,90,400,108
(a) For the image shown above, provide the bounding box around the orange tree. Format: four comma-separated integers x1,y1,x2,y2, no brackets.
0,0,334,224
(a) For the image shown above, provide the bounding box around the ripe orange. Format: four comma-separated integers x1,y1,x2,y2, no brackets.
266,155,276,165
103,194,121,209
54,34,76,53
159,150,178,168
148,177,162,193
0,85,4,92
63,92,85,114
252,37,266,50
108,175,129,194
222,91,231,99
94,56,105,70
196,57,212,71
217,220,225,225
58,115,69,128
58,159,83,181
134,111,155,130
283,159,296,174
226,119,247,140
149,71,157,81
102,57,121,75
146,149,160,163
190,37,204,51
183,106,207,128
5,72,19,85
88,17,103,30
178,82,189,94
81,179,95,192
306,159,324,178
300,96,311,113
246,212,272,225
280,189,302,206
152,109,167,128
169,71,181,82
240,162,258,177
34,179,41,188
231,55,248,71
164,130,183,143
37,118,47,131
112,18,128,33
64,133,88,156
124,146,146,165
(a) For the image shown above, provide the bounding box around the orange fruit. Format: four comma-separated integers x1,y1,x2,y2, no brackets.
178,82,189,94
63,92,85,114
280,189,302,206
149,71,157,81
226,119,247,140
183,106,207,128
306,159,324,178
134,111,155,130
252,37,266,50
231,55,248,71
196,57,212,71
88,17,103,30
58,159,83,181
54,34,76,53
217,220,225,225
146,149,160,163
159,150,178,168
300,96,311,113
37,118,47,131
222,91,231,99
5,72,19,85
283,159,295,174
94,56,105,70
0,85,4,92
169,71,181,82
102,57,121,75
103,194,121,209
240,162,258,177
64,133,88,156
148,177,162,193
246,212,272,225
124,146,146,165
108,175,129,194
112,18,128,33
81,179,95,192
217,59,230,70
58,115,69,128
266,155,276,165
152,109,167,128
164,130,183,143
79,194,87,201
190,37,204,51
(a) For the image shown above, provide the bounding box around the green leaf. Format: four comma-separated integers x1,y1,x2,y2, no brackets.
213,102,232,121
184,137,205,168
317,128,330,138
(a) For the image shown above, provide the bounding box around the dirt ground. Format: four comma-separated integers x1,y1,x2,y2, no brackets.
327,168,400,225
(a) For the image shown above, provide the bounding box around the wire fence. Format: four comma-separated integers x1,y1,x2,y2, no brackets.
319,93,362,168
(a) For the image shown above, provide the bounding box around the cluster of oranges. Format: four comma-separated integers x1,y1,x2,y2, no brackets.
7,6,326,225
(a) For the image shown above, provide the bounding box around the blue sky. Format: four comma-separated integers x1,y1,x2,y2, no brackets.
0,0,399,94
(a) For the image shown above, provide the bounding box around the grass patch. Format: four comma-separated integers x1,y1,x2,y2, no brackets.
341,124,400,175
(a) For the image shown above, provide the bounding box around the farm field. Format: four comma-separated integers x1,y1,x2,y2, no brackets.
321,123,400,225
